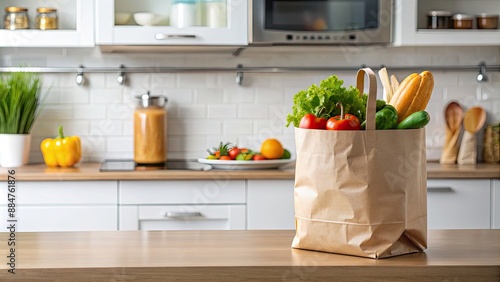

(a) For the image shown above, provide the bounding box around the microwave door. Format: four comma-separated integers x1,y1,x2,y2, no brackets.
252,0,392,45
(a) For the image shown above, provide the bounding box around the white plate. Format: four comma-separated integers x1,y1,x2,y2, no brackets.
197,158,295,170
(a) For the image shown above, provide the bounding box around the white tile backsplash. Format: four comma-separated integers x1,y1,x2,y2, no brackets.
72,105,106,119
1,46,498,163
208,105,237,118
90,88,122,104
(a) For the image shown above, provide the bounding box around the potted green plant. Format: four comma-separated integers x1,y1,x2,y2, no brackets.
0,71,44,167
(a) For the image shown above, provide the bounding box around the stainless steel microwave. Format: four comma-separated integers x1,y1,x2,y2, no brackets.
250,0,393,45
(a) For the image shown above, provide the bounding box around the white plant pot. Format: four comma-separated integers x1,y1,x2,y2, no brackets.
0,134,31,167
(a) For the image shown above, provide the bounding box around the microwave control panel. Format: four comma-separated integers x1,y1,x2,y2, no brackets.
285,33,358,42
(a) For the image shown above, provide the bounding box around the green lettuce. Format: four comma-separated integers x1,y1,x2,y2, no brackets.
286,75,367,127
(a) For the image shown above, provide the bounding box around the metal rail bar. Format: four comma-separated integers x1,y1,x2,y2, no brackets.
0,64,498,74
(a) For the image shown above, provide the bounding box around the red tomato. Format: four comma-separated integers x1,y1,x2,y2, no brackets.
252,154,266,161
219,156,231,160
299,113,327,130
326,114,361,130
229,148,241,160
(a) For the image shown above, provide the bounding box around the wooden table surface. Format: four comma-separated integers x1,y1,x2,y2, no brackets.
0,230,499,281
0,162,498,181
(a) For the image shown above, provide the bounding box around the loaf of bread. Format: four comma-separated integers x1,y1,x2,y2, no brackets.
389,71,434,123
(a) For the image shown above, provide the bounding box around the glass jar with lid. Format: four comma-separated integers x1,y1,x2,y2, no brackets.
4,6,29,30
170,0,198,27
133,92,168,165
200,0,227,28
427,11,451,29
35,7,58,30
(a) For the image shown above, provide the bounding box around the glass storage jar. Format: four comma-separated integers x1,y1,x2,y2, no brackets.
453,14,474,29
200,0,227,28
35,7,58,30
133,92,168,165
170,0,198,27
427,11,451,29
4,6,29,30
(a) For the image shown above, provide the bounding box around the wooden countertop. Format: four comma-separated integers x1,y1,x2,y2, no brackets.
0,162,498,181
0,230,498,281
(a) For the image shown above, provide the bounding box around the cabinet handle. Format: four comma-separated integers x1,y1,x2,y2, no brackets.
427,186,453,192
164,211,203,219
155,34,197,40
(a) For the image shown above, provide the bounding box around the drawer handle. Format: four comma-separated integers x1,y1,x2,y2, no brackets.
164,211,203,219
155,34,197,40
427,186,453,192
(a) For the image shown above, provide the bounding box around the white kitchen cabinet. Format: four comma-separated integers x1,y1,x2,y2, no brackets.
96,0,248,47
0,0,94,47
247,180,295,230
119,180,246,230
493,179,500,229
0,181,118,231
394,0,500,46
427,179,491,229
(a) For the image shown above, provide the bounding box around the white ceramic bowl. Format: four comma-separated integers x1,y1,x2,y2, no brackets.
133,12,161,26
115,13,131,25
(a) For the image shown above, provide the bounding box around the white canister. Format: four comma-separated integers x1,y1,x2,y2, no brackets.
170,0,198,28
200,0,227,28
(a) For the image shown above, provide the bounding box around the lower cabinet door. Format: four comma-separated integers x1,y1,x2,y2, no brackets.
119,205,246,231
0,206,118,232
247,180,295,230
427,179,491,229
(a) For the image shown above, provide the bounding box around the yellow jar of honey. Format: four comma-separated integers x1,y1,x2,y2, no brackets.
133,92,168,165
35,7,58,30
4,6,29,30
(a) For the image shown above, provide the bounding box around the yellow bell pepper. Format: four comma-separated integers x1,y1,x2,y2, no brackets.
40,125,82,168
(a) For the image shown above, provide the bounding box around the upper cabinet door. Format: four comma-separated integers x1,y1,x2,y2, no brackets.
0,0,94,47
96,0,248,46
394,0,500,46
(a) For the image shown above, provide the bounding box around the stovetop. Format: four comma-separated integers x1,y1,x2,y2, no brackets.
99,159,212,172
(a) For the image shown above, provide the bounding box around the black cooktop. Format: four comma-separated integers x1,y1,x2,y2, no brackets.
99,159,212,172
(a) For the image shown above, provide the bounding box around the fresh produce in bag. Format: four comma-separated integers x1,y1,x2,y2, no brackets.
287,70,434,130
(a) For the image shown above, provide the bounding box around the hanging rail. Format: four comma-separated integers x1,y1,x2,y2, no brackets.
1,63,496,85
0,64,498,74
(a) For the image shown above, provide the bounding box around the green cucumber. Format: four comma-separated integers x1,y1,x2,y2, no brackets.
396,111,430,129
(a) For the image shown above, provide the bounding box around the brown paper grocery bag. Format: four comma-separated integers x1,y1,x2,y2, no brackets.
292,68,427,259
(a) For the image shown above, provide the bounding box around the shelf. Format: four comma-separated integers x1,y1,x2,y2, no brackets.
412,29,500,46
0,0,94,47
394,0,500,46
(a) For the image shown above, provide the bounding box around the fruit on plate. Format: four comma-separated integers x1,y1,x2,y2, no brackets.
205,140,292,161
206,141,232,159
260,138,285,159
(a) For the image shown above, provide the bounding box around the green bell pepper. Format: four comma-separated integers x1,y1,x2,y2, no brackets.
361,104,399,130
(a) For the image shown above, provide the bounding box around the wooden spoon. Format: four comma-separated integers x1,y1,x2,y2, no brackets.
440,101,463,165
457,106,487,165
463,106,486,134
444,101,464,132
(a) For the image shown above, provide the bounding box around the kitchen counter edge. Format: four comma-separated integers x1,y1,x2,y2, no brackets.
0,162,498,181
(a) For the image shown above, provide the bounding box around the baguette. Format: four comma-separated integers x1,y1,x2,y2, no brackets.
404,71,434,119
389,73,420,119
378,67,393,103
389,71,434,122
390,75,399,93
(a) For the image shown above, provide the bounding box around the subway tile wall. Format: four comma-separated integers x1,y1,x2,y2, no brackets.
1,46,499,163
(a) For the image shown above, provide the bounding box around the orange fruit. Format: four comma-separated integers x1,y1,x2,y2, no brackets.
260,138,284,159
